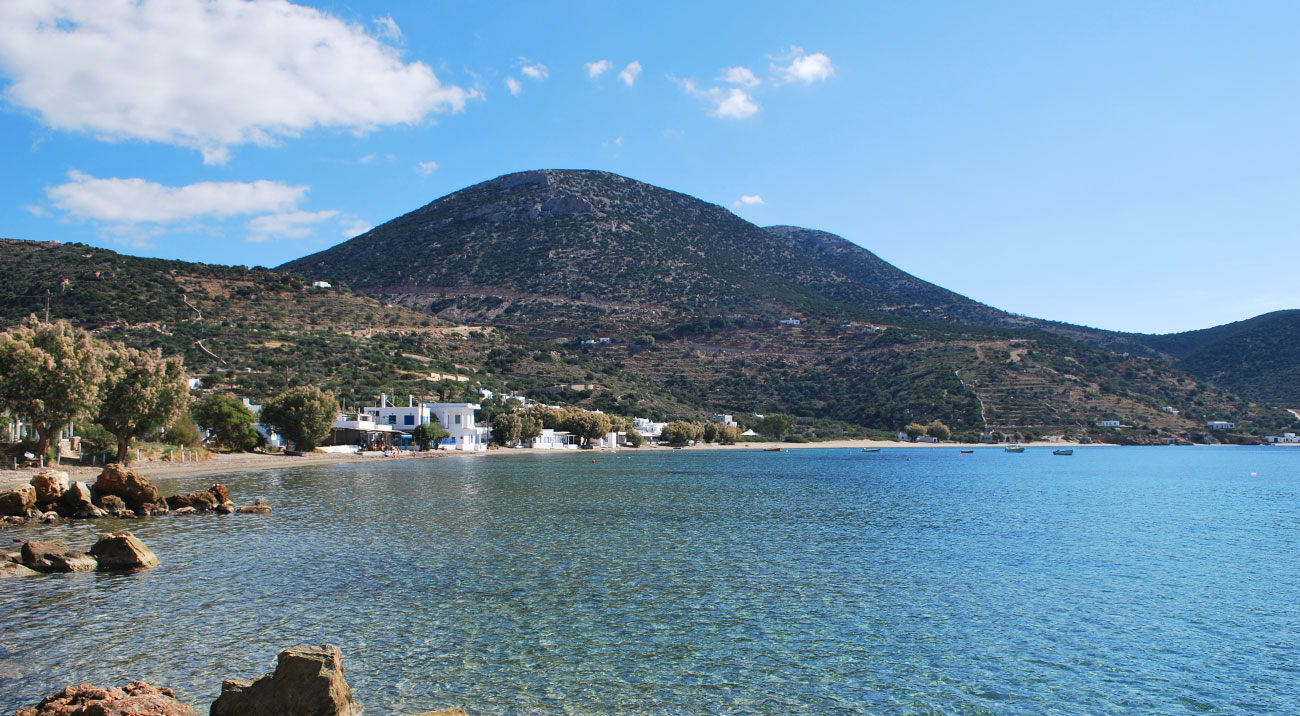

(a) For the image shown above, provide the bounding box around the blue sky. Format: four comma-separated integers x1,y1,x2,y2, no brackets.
1,1,1298,334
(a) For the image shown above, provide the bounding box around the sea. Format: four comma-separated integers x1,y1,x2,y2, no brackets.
1,446,1297,715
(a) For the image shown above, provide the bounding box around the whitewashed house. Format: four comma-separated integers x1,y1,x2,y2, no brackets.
1162,406,1179,415
240,398,283,450
362,394,489,451
1099,420,1121,428
1206,420,1236,430
1266,433,1299,444
530,428,580,449
708,413,738,427
312,281,332,289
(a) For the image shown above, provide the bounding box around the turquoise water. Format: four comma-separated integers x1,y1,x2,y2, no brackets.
1,447,1298,714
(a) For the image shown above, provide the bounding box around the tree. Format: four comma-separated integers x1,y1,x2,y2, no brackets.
491,412,522,445
413,422,448,451
259,386,340,451
164,414,202,448
756,413,793,439
520,405,561,430
702,422,721,443
626,427,643,448
519,416,542,443
0,317,106,458
94,345,191,463
660,420,703,444
926,421,952,441
560,408,614,447
903,423,927,440
715,424,742,444
193,394,261,451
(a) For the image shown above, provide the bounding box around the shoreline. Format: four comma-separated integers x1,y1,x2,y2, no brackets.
6,438,1282,490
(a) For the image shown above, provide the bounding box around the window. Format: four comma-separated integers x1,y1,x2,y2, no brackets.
387,415,396,424
404,415,415,425
455,414,462,425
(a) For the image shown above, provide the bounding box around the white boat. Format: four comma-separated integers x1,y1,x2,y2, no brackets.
1004,445,1024,453
1052,449,1073,456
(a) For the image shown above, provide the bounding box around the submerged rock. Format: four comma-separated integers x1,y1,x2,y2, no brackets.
0,484,36,517
211,644,360,716
89,530,159,571
92,463,162,513
0,561,40,578
30,470,69,503
15,681,195,716
20,541,97,573
165,491,218,512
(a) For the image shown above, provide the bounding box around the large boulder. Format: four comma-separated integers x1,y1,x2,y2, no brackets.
0,561,40,578
0,484,36,517
61,481,95,514
96,494,128,512
92,463,161,512
211,644,360,716
30,470,69,502
15,681,195,716
20,541,98,573
89,530,159,571
209,484,230,504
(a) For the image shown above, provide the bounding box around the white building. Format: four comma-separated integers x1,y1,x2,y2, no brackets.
312,281,332,289
780,318,801,326
1162,406,1179,415
632,417,666,440
530,428,580,449
362,394,489,451
240,398,283,449
1266,433,1299,444
1099,420,1121,428
708,413,738,427
1206,420,1236,430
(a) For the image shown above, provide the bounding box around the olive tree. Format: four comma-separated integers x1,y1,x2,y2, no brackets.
413,422,449,451
193,394,261,451
0,317,106,458
756,413,793,439
94,345,191,463
491,412,522,446
926,421,952,441
259,386,340,451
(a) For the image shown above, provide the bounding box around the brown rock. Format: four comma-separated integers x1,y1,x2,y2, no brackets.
3,550,20,563
165,491,218,511
208,484,230,504
30,470,69,502
210,644,360,716
237,499,272,515
216,502,236,515
0,561,40,578
0,484,36,517
92,463,161,513
14,680,195,716
61,481,95,513
172,506,197,515
89,530,159,571
20,541,98,573
96,494,128,512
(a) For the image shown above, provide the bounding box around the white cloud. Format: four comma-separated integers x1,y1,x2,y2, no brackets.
506,77,523,96
248,210,340,242
47,171,306,224
676,78,760,120
585,60,613,79
719,66,760,88
521,63,549,81
373,15,402,42
618,61,643,87
770,46,835,85
416,160,439,175
340,219,374,238
359,153,377,164
733,195,765,207
0,1,477,164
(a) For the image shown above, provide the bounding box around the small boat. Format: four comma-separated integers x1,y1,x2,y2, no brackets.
862,448,880,453
763,447,783,452
1052,449,1073,456
1004,445,1024,453
960,450,974,454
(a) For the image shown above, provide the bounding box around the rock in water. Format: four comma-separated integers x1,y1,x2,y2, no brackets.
0,484,36,517
61,481,95,514
165,491,218,511
211,644,360,716
15,681,195,716
237,499,272,514
30,470,69,502
89,530,159,571
96,494,128,512
0,561,40,578
92,463,162,513
20,541,98,572
209,484,230,504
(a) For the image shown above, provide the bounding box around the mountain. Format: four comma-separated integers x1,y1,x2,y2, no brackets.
1136,310,1300,408
280,169,1297,438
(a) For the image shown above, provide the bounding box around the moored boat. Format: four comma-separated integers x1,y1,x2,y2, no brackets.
1004,445,1024,453
763,447,783,452
1052,449,1073,456
862,447,880,453
960,450,974,454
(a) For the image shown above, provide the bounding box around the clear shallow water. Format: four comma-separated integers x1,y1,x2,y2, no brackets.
1,446,1298,715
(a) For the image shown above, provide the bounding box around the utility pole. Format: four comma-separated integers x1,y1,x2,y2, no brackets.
45,289,50,323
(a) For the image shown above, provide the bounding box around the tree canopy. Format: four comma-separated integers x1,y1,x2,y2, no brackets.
94,345,190,463
0,316,106,457
259,386,339,451
193,394,261,451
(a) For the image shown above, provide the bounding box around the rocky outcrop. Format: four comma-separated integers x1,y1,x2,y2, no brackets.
1,484,36,516
89,530,159,571
92,463,162,513
96,494,128,512
15,681,195,716
21,541,97,573
31,470,69,503
208,484,230,504
0,560,40,578
211,644,360,716
237,498,272,515
165,491,218,512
